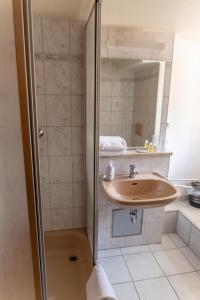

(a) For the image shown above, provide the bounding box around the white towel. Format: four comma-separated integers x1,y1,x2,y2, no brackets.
86,264,117,300
100,136,127,152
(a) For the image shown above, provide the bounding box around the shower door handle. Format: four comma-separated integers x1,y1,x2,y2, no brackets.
38,128,44,138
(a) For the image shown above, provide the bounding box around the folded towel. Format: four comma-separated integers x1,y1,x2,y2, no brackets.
100,136,127,152
86,264,117,300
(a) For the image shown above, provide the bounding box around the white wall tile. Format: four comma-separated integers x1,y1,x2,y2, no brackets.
176,213,191,244
36,95,46,126
33,16,42,53
98,205,107,228
47,127,71,156
49,156,72,183
70,20,84,55
189,225,200,258
42,17,69,54
41,184,50,209
143,207,165,224
72,127,84,155
163,211,177,233
50,183,73,209
73,182,85,207
42,209,52,231
52,208,73,230
70,60,84,95
35,60,44,94
39,157,49,185
71,95,84,126
38,127,48,156
74,207,86,228
44,60,70,94
46,95,71,126
72,155,84,182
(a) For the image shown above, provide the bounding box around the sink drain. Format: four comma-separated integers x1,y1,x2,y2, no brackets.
69,255,78,262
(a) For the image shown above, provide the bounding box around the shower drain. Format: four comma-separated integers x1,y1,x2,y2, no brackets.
69,255,78,262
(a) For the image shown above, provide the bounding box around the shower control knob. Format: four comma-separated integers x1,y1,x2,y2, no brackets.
38,128,44,138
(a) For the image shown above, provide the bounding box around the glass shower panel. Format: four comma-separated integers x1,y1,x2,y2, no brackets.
86,2,101,262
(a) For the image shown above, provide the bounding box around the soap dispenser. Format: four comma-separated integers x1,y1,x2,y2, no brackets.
105,161,115,181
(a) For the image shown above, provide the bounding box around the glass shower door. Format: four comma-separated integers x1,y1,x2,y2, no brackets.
85,1,101,262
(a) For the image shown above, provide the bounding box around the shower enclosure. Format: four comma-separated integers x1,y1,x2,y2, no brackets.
13,0,102,298
86,1,101,262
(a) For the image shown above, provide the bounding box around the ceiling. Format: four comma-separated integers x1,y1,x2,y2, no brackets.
32,0,94,20
101,0,200,39
32,0,200,38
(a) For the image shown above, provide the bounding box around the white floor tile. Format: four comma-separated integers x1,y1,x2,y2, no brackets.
98,248,122,258
124,252,164,281
153,248,194,276
99,256,132,284
180,247,200,271
168,272,200,300
113,283,139,300
168,233,186,248
135,277,178,300
148,234,176,251
121,245,149,255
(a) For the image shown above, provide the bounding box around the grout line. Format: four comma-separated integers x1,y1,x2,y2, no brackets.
165,276,181,300
122,254,141,300
179,247,200,271
167,270,197,278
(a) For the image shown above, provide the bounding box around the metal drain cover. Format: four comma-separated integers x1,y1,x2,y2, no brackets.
69,255,78,262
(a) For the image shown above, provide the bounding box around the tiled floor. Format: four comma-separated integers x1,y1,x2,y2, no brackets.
98,233,200,300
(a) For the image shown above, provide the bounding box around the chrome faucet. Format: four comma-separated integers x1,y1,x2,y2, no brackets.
129,164,138,178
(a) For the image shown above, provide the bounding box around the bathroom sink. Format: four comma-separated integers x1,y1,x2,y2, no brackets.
100,173,179,209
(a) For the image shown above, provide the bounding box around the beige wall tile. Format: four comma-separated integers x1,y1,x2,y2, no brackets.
42,210,52,231
72,155,85,182
33,16,42,53
70,60,84,95
35,59,44,94
42,17,69,54
50,183,73,209
47,126,71,155
36,95,46,126
71,95,84,126
70,20,85,55
39,157,49,185
52,208,73,230
73,182,85,207
46,94,71,126
74,207,86,228
38,127,48,156
44,60,70,94
72,126,84,155
41,184,50,210
49,156,72,183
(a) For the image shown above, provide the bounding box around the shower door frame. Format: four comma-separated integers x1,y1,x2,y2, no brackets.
13,0,47,299
85,0,101,264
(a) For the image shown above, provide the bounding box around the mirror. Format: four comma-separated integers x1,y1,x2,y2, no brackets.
100,57,165,148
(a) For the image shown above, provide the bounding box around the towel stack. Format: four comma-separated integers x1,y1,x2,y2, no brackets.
100,136,127,152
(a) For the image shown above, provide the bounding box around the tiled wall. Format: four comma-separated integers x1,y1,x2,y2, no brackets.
33,16,86,231
101,26,174,143
100,59,135,145
98,154,171,249
133,64,159,145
